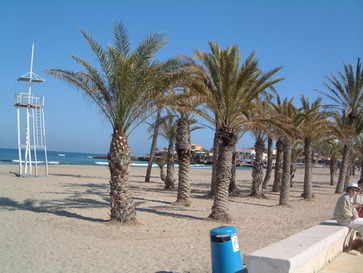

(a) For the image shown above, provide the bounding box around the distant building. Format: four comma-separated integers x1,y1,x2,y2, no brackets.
191,144,209,164
191,144,204,152
236,147,276,162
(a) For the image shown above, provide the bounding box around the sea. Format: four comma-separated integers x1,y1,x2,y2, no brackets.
0,148,250,170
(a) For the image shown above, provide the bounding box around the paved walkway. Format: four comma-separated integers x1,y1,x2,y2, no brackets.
319,253,363,273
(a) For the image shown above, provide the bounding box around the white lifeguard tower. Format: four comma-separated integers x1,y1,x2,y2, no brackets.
15,43,48,176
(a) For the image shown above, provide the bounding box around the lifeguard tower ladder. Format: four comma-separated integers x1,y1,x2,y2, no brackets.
15,43,48,176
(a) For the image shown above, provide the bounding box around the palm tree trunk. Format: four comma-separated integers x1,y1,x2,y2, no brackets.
160,165,166,182
336,144,349,193
273,139,283,192
210,128,220,197
290,161,296,187
175,117,192,206
330,156,337,185
303,137,313,199
209,127,237,222
165,140,176,190
250,135,265,197
145,108,161,182
279,139,291,206
311,150,315,167
263,137,273,189
344,163,352,187
108,129,136,223
229,145,237,194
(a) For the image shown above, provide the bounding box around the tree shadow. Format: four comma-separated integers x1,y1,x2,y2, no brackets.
50,173,105,179
0,197,108,223
130,174,159,179
137,207,204,221
230,199,277,208
19,181,204,222
133,197,172,205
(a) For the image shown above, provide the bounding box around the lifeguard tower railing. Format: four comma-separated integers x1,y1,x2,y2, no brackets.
15,92,48,176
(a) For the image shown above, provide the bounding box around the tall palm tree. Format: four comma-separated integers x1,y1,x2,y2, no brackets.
318,139,341,186
328,141,340,185
250,132,265,197
145,107,162,182
330,111,363,192
299,96,330,199
272,138,283,192
152,153,167,182
210,124,220,197
175,112,203,205
289,141,303,188
158,111,178,190
229,131,245,195
174,113,192,205
158,88,203,206
354,135,363,180
262,136,273,189
269,97,300,205
320,58,363,193
229,145,238,194
247,99,274,197
47,23,182,223
187,42,282,221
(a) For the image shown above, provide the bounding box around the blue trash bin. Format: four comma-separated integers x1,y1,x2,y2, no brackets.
210,226,244,273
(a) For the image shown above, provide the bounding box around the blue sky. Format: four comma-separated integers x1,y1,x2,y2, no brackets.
0,1,362,155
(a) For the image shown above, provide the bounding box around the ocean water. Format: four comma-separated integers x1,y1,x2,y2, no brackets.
0,148,250,170
0,148,107,166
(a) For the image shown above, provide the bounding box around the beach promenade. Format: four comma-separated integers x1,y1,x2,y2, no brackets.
0,164,357,273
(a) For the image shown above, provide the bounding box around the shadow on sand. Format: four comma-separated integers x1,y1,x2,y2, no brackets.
0,197,108,223
0,180,206,223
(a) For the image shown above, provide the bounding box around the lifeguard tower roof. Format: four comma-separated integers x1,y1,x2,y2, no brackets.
17,72,44,83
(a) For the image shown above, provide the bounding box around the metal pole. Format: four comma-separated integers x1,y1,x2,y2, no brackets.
26,43,34,175
42,97,48,176
17,108,23,176
32,107,38,176
29,42,34,94
26,106,32,176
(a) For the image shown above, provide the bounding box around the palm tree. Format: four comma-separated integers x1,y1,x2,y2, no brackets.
269,97,300,205
229,131,245,195
299,96,330,199
175,111,203,205
250,131,265,197
262,136,273,189
328,141,340,185
47,23,182,223
354,136,363,180
152,153,167,182
248,100,275,197
145,107,162,182
320,58,363,193
331,111,363,193
290,141,303,188
158,88,203,206
272,138,283,192
318,139,341,186
158,111,178,190
229,145,238,194
174,113,192,205
187,42,282,221
210,125,220,197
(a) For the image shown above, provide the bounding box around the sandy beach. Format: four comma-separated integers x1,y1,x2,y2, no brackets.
0,164,346,273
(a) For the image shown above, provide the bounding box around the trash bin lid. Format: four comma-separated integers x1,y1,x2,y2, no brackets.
210,226,237,237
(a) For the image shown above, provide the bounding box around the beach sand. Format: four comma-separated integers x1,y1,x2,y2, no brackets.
0,164,347,273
